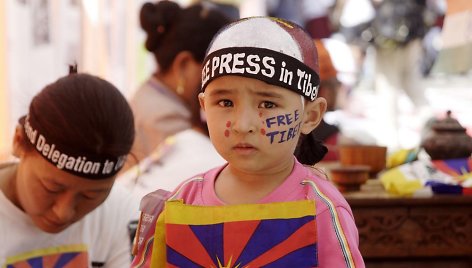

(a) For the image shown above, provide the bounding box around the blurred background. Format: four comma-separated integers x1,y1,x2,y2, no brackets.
1,0,471,156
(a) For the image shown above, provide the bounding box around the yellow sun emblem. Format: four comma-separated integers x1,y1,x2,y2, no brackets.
216,256,242,268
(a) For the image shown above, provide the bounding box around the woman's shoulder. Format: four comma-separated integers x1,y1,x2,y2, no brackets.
131,78,187,116
131,77,186,108
129,77,158,101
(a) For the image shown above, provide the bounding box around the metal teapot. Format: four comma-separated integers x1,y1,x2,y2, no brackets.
421,111,472,160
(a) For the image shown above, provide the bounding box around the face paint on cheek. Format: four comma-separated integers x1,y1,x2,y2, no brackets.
225,121,231,138
260,112,265,128
264,109,301,144
258,115,267,136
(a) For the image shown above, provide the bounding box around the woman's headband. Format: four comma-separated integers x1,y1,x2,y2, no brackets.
201,17,320,101
22,114,126,179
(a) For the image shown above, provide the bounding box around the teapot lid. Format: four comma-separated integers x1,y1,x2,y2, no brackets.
432,110,466,131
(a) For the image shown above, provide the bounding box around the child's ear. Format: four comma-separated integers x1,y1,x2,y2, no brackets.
12,124,26,158
300,97,327,134
198,92,206,111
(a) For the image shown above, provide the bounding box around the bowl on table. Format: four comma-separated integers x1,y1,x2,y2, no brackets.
338,145,387,178
329,165,371,192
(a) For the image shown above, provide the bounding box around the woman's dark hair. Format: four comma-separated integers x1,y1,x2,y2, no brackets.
23,68,135,159
295,134,328,166
140,1,231,72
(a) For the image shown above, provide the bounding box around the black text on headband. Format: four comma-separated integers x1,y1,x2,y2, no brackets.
23,116,126,179
202,47,320,101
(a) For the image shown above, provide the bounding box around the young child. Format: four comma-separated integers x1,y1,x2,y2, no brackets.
132,17,365,267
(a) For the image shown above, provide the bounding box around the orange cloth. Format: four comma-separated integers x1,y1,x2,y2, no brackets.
314,40,337,81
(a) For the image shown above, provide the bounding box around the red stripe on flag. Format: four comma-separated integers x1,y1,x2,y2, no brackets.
223,220,260,264
166,224,215,267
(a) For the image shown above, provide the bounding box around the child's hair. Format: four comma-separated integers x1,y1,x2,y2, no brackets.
140,1,231,72
295,135,328,165
201,17,328,165
19,66,135,178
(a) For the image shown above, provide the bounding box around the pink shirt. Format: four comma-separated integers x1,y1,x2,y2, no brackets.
132,158,365,267
169,159,365,267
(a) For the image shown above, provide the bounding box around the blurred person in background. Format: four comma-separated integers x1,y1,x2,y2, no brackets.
0,68,139,267
266,0,337,39
367,0,445,149
198,0,241,20
335,0,445,150
125,0,231,169
117,113,225,198
311,39,345,161
312,39,370,162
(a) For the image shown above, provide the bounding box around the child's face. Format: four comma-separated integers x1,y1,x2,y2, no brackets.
200,75,324,173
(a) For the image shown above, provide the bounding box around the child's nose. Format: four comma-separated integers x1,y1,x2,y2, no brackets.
232,107,257,134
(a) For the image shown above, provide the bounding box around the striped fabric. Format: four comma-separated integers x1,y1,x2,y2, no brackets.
303,180,356,268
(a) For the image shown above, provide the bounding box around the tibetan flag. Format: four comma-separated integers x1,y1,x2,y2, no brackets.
151,200,318,267
5,245,88,268
431,158,472,177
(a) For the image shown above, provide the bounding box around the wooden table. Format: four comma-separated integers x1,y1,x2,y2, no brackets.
343,179,472,267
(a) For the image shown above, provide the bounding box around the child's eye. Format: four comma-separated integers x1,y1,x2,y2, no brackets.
218,99,233,107
259,101,276,109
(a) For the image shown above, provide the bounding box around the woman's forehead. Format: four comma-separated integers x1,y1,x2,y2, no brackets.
31,154,115,189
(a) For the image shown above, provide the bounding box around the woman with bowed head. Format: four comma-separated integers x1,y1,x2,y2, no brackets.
0,66,139,267
126,0,231,168
132,17,365,268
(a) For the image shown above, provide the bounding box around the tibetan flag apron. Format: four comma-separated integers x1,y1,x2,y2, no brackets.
150,199,318,267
